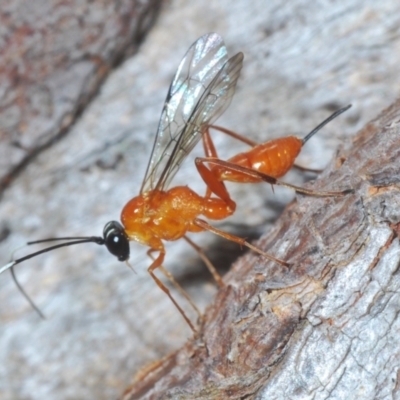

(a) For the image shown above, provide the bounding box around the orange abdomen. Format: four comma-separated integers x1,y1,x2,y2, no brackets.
216,136,302,182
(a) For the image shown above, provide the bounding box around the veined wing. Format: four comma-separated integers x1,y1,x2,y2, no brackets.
140,33,244,193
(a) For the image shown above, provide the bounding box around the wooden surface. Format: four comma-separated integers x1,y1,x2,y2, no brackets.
1,1,400,399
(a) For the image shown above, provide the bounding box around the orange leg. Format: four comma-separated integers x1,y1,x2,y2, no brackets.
194,218,290,267
209,125,258,146
147,250,202,317
196,157,353,197
183,235,224,287
292,164,322,174
147,249,197,333
158,264,202,319
201,128,232,202
197,129,235,207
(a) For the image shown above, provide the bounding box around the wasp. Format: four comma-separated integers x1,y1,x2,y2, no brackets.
1,33,351,331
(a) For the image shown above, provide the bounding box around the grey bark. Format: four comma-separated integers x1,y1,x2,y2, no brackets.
0,0,160,194
1,1,400,399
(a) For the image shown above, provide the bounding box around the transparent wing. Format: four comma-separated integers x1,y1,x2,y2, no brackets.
140,33,244,193
154,52,243,191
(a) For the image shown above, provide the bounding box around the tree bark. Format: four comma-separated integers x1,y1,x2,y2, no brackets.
0,0,160,195
122,101,400,399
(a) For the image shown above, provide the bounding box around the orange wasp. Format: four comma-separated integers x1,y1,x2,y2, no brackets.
1,33,351,331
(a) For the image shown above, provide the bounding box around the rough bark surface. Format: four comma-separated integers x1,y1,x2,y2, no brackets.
122,100,400,399
0,0,159,194
1,1,400,399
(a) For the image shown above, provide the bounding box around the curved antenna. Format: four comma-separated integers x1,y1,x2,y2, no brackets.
10,265,46,319
1,236,105,317
302,104,352,145
1,237,105,274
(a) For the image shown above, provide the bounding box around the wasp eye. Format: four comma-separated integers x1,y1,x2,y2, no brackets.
103,221,130,262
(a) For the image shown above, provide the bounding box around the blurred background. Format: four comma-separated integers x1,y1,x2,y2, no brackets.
0,1,399,398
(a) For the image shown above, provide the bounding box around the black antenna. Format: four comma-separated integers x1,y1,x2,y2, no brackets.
2,220,131,317
10,265,46,319
2,236,105,318
302,104,352,145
